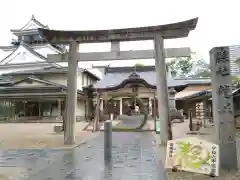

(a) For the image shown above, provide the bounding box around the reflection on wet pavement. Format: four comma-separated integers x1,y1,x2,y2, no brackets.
0,132,167,179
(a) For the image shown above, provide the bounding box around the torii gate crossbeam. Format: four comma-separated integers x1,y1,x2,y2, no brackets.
47,48,191,62
39,17,198,146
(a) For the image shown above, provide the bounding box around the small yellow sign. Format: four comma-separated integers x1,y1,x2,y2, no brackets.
165,137,219,176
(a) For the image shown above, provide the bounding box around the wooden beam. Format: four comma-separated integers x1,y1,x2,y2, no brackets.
47,47,191,62
0,92,82,98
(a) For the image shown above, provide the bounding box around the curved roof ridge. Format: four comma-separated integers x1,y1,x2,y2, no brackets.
38,17,198,43
20,15,48,30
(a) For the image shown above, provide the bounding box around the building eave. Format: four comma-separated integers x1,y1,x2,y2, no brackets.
0,42,47,65
0,84,84,95
2,66,99,81
83,69,100,81
0,62,59,69
0,46,16,51
10,29,40,36
0,42,61,68
177,88,240,101
0,92,84,99
0,43,65,53
38,17,198,44
95,78,187,93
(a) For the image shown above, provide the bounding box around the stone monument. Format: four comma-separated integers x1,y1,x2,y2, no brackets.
210,46,238,170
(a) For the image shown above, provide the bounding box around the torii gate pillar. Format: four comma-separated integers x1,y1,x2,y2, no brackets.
38,17,198,146
154,35,171,143
64,41,79,145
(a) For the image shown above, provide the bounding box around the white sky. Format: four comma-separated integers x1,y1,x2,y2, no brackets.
0,0,240,67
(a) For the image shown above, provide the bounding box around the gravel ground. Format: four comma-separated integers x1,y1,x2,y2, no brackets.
0,122,96,149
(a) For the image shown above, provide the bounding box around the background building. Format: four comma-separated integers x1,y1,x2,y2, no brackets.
0,15,99,122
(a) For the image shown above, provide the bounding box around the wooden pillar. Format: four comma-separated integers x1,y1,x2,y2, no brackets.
94,92,100,132
119,98,123,115
38,101,41,120
9,100,13,119
57,99,62,120
168,88,176,109
153,92,156,131
23,101,26,117
148,97,152,116
84,98,87,121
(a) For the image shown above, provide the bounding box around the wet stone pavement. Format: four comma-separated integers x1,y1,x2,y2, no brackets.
0,132,166,180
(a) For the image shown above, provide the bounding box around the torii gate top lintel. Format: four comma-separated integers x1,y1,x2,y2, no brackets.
38,17,198,44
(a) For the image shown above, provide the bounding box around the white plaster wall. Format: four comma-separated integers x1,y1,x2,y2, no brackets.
51,106,60,116
84,74,88,86
42,74,67,86
14,81,44,87
138,87,155,93
76,100,85,117
77,72,83,90
33,46,60,58
8,71,93,91
99,87,155,99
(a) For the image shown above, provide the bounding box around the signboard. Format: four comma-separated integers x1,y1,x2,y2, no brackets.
165,137,219,176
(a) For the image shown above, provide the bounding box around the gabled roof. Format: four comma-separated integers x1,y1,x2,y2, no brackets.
2,66,100,80
3,76,84,94
93,66,211,90
10,15,49,39
0,42,62,68
11,76,64,87
33,44,65,56
20,15,48,31
0,43,65,53
0,42,46,65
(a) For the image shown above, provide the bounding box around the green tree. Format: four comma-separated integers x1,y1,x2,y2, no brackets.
232,76,240,88
134,63,144,67
193,69,211,78
167,53,212,78
176,57,193,76
166,56,193,77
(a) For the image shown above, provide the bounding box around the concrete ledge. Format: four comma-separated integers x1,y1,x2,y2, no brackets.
53,125,63,133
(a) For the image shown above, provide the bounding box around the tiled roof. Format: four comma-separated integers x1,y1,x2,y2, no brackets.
2,66,99,80
180,88,240,100
93,66,211,89
0,76,84,94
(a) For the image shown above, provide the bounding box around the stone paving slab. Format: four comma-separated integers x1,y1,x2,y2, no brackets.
0,132,167,180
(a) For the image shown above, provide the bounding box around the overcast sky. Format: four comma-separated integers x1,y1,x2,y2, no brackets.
0,0,239,67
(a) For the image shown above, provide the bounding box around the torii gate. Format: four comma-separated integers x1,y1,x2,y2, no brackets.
39,17,198,145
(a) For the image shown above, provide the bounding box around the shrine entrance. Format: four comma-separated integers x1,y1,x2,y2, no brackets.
103,99,120,118
122,97,149,116
40,17,198,145
105,93,149,131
